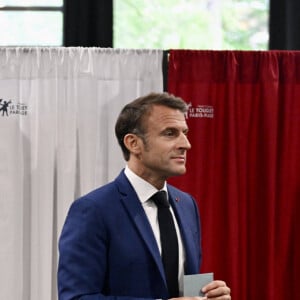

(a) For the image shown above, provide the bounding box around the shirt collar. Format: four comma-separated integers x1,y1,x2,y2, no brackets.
124,165,168,204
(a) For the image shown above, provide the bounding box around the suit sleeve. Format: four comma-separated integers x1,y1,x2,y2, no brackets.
57,197,155,300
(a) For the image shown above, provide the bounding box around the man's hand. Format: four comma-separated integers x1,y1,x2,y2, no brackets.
201,280,231,299
170,297,207,300
171,280,231,300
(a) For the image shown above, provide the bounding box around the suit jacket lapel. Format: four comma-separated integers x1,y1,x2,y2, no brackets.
168,188,200,274
115,171,167,283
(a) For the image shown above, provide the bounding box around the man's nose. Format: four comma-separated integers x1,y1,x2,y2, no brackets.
179,133,191,149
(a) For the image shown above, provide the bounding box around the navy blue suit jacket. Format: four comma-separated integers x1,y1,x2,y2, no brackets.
58,170,202,300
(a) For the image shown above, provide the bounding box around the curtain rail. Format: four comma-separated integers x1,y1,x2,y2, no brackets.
0,6,63,11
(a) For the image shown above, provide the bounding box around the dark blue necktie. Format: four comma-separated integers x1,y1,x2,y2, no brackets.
152,191,179,298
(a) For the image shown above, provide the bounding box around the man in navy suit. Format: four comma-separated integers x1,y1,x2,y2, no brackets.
58,92,231,300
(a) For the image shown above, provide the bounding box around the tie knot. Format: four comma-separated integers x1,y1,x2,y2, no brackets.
152,191,169,208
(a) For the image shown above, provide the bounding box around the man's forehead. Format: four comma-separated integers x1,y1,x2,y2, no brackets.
149,110,188,129
149,105,185,118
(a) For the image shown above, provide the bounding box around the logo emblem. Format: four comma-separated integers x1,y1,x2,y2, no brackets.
185,102,214,119
0,98,28,117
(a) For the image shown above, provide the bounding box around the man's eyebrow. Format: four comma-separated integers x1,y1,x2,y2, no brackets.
161,126,189,133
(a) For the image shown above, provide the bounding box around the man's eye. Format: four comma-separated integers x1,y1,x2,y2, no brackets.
164,130,176,136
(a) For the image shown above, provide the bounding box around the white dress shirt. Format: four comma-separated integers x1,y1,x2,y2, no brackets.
124,166,185,295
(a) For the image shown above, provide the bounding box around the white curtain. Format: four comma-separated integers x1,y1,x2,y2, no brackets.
0,47,163,300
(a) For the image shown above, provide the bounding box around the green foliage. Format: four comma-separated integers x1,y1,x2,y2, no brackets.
114,0,269,50
222,0,269,49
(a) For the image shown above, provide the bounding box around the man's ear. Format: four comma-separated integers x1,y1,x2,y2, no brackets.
123,133,143,155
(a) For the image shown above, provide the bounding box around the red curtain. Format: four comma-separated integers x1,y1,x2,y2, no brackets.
168,50,300,300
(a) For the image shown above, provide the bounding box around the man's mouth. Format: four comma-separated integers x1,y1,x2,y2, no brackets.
172,156,186,162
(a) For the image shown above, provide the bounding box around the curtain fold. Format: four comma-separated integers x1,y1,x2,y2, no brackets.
0,47,163,300
269,0,300,50
167,50,300,300
63,0,113,47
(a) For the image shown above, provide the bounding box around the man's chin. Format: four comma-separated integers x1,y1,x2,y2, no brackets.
170,167,187,177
